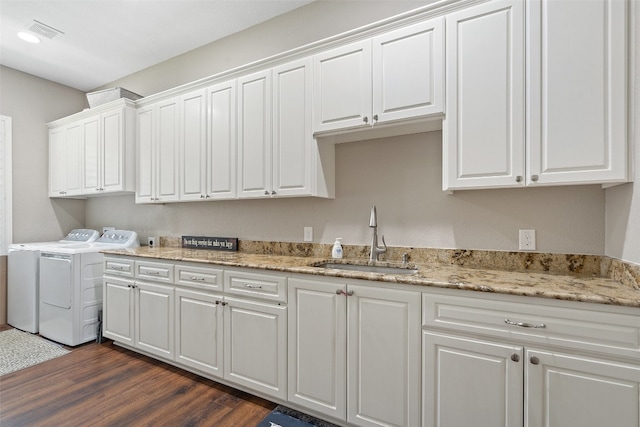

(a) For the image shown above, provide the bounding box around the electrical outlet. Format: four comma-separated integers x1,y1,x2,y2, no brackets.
303,227,313,242
519,229,536,251
148,236,159,247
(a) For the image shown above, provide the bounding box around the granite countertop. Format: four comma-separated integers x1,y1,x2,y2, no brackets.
102,246,640,309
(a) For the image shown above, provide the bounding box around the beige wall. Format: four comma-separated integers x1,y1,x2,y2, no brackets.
85,0,609,255
0,66,87,244
87,132,606,253
605,1,640,265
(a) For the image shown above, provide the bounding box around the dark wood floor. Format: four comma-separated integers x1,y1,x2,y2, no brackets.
0,324,276,427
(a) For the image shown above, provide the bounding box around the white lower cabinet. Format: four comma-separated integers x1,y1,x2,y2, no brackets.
422,291,640,427
104,258,287,401
175,287,223,376
288,277,421,427
102,275,174,359
224,296,287,399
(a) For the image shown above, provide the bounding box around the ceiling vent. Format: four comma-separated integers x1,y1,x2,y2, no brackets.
28,20,64,39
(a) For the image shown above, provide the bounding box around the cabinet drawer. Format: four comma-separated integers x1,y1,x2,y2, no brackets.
423,292,640,359
104,257,134,277
175,263,223,291
135,260,174,283
224,269,287,303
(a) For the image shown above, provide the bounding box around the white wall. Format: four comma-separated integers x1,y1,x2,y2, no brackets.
0,66,87,243
88,1,616,255
605,0,640,265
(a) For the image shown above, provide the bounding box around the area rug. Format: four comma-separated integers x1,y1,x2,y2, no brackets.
257,405,339,427
0,329,70,376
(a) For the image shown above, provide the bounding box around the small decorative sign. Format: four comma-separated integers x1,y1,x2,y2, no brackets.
182,236,238,251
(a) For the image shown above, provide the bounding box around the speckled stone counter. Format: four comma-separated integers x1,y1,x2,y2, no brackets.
102,244,640,309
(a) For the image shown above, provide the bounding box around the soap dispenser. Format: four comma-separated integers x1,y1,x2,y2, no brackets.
332,238,343,259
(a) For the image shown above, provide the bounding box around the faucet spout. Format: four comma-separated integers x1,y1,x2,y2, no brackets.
368,205,387,263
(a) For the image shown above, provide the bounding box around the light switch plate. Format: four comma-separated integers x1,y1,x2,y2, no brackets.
304,227,313,242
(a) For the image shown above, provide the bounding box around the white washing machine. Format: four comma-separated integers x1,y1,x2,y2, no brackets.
38,230,140,346
7,229,100,333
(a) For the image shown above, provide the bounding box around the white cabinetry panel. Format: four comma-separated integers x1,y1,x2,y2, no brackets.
443,0,525,190
527,0,628,185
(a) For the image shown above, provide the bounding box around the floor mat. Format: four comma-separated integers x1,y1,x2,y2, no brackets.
257,405,339,427
0,329,70,376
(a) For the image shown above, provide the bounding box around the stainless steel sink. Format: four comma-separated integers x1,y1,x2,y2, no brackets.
315,262,418,275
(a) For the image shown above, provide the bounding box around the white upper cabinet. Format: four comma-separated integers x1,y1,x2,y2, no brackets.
207,80,237,200
444,0,630,191
239,59,334,199
372,18,444,124
443,0,526,190
82,105,135,195
313,40,372,133
49,123,82,197
49,99,135,198
526,0,628,186
178,89,208,201
313,17,444,134
237,70,273,198
136,97,180,203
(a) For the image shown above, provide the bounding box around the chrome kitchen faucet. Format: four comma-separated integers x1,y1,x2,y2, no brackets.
369,205,387,264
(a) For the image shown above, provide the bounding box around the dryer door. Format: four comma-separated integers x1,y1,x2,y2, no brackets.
40,253,72,309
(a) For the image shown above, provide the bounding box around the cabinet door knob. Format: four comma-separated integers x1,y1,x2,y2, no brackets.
511,353,520,362
271,190,276,195
515,176,523,183
373,114,378,123
264,190,269,196
530,356,540,365
363,116,369,123
531,175,539,182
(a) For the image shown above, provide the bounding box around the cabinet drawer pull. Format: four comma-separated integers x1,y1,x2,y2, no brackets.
336,289,354,296
111,266,125,271
145,270,161,276
244,283,263,289
504,318,546,329
189,276,205,281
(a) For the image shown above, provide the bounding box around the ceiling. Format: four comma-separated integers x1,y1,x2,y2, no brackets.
0,0,315,92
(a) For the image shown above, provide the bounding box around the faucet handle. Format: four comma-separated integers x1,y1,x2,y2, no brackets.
369,205,377,227
380,235,387,252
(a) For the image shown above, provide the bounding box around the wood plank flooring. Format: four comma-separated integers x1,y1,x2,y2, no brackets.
0,325,276,427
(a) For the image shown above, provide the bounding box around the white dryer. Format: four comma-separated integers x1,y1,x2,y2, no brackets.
38,230,139,346
7,229,100,333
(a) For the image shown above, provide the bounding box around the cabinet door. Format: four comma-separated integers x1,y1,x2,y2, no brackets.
313,40,372,133
135,281,174,360
237,70,272,198
423,331,524,427
156,98,180,202
207,80,237,199
136,105,155,203
64,122,83,196
443,0,525,190
103,276,135,346
49,127,67,197
179,89,208,201
373,17,444,123
175,288,224,377
527,0,628,185
82,116,101,193
347,285,421,427
525,348,640,427
224,296,287,400
272,58,313,197
288,278,347,421
101,107,125,192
